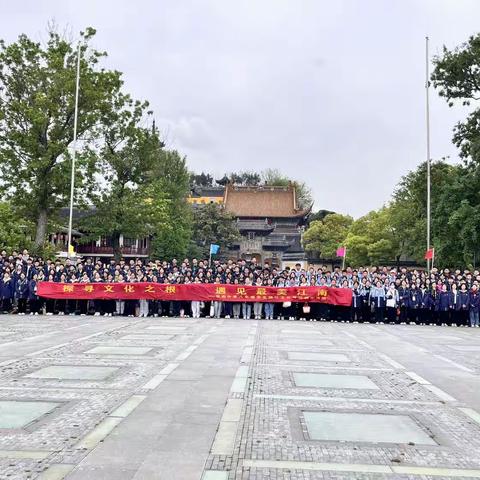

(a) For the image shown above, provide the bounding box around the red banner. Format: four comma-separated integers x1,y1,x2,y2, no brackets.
37,282,352,306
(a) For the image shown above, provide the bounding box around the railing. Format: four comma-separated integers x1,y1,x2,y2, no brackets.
237,239,263,252
76,245,150,256
262,239,291,248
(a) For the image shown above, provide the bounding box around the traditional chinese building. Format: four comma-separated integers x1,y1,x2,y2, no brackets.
223,184,310,267
187,186,224,206
49,208,151,260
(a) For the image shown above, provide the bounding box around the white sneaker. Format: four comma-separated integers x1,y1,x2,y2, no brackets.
94,312,100,316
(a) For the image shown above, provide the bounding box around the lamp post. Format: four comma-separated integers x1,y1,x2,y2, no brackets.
67,41,81,258
425,36,431,272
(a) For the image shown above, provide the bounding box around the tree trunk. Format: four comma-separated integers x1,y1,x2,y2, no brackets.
112,232,122,262
34,209,48,248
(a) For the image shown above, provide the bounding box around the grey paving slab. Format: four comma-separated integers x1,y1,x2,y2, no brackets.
120,334,174,340
293,372,379,389
25,365,119,380
145,326,187,331
0,400,60,429
132,451,208,480
281,338,334,346
303,411,437,445
84,346,152,355
67,465,137,480
287,351,351,362
202,472,229,480
3,315,480,480
448,345,480,352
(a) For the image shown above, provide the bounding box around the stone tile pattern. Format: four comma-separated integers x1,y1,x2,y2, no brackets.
0,316,209,480
204,321,480,480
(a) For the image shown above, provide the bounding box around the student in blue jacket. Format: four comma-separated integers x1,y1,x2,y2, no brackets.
456,283,470,327
370,281,386,323
469,284,480,328
398,281,410,324
28,274,40,315
351,281,363,322
15,272,28,315
418,285,433,325
436,284,452,326
0,272,14,313
408,286,422,324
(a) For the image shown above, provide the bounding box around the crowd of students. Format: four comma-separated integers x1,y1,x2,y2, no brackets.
1,249,480,327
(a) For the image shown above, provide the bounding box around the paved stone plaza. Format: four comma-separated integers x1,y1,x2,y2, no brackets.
0,317,480,479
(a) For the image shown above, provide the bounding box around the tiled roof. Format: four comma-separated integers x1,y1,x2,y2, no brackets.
190,186,225,198
224,184,306,218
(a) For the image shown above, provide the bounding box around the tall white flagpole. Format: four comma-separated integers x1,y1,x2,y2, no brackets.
342,247,346,270
67,41,81,258
425,36,431,272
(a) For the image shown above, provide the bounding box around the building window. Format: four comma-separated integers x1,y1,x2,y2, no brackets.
248,232,255,240
123,237,136,247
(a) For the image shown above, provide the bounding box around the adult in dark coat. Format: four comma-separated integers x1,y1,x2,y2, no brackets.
456,284,470,327
398,282,410,324
436,284,452,326
408,287,421,324
0,273,14,313
469,285,480,328
15,273,28,314
28,275,40,314
418,286,433,325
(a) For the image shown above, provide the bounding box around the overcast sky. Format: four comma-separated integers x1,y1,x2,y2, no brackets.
3,0,480,217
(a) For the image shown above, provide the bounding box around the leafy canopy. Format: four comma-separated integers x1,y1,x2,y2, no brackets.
0,27,124,246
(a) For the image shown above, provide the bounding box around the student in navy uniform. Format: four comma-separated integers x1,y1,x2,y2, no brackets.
28,274,40,315
1,272,14,313
91,271,104,316
361,280,371,323
418,284,432,325
408,285,421,324
351,281,363,322
370,281,386,323
397,281,410,324
450,282,459,326
436,284,452,326
469,284,480,328
457,283,470,327
223,277,234,319
15,272,28,315
103,274,116,316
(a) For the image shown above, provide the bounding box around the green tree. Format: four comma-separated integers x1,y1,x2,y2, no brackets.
150,150,193,260
308,209,335,223
215,171,261,186
432,34,480,163
303,213,353,258
261,168,288,185
432,164,480,267
190,172,214,188
389,160,456,263
260,168,313,209
80,121,166,260
344,207,399,266
0,27,124,247
0,202,32,251
190,203,239,258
